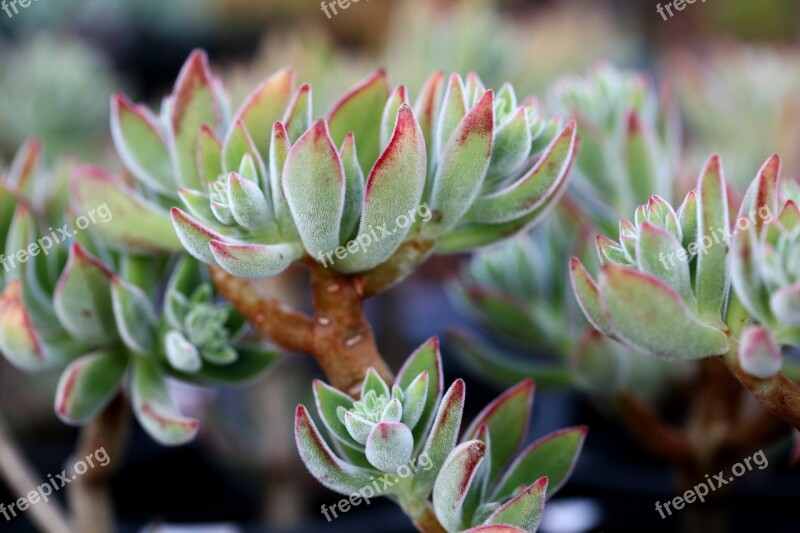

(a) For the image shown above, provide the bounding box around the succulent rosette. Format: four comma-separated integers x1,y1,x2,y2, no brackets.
731,157,800,378
569,154,734,360
548,64,679,233
295,338,585,532
0,144,276,446
111,52,580,289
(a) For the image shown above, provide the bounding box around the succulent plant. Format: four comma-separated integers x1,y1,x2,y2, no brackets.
295,338,585,532
570,153,800,429
548,64,680,234
0,142,276,446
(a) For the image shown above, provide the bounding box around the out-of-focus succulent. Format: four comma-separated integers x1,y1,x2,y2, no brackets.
549,64,680,234
731,158,800,378
295,338,585,532
669,47,800,189
570,155,732,361
0,143,276,446
0,35,120,163
128,52,576,289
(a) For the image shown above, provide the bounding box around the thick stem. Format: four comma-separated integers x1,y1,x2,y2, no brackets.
0,412,71,532
721,351,800,431
68,395,129,533
614,392,693,465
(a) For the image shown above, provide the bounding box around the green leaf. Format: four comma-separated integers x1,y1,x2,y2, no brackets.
412,379,466,499
487,107,531,180
233,68,295,161
492,426,587,500
569,257,615,338
466,121,576,224
599,264,729,359
70,165,182,252
730,224,773,326
636,222,696,308
54,244,117,345
164,330,201,373
739,325,782,379
427,91,494,236
361,367,390,398
0,280,46,371
624,111,660,205
283,83,313,143
335,105,426,273
414,71,445,178
283,119,345,256
463,380,533,483
54,349,128,424
433,73,468,164
132,355,199,446
738,155,779,235
313,379,361,450
397,337,443,453
171,342,277,385
401,371,429,429
209,240,302,279
197,125,223,188
226,172,272,231
432,440,487,532
168,50,223,189
170,207,227,265
111,277,157,354
484,477,547,532
111,93,174,195
694,155,730,324
380,85,408,152
327,69,390,175
365,421,414,472
222,121,266,183
339,133,365,241
295,405,379,495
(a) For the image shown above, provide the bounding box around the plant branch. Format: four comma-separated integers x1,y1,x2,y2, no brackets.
614,391,693,466
0,411,71,532
68,394,129,533
721,352,800,431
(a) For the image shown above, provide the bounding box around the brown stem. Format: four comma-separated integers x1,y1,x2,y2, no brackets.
614,392,693,466
0,412,71,532
67,395,129,533
210,263,392,397
721,351,800,431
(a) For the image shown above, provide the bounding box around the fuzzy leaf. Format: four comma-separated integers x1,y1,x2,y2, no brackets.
54,244,116,344
637,222,696,307
433,440,487,533
111,94,173,194
569,257,615,338
339,133,365,241
283,83,313,143
54,349,127,425
365,421,414,472
198,125,223,188
295,405,379,495
209,240,302,279
625,112,660,204
427,91,494,235
111,277,156,354
738,155,780,235
169,50,222,190
730,224,773,325
487,107,531,179
739,325,782,379
484,478,547,532
335,105,426,272
362,367,390,398
599,264,729,359
313,380,361,450
401,371,429,429
132,355,199,446
771,285,800,326
327,69,390,175
397,337,443,453
177,187,215,223
467,121,576,224
283,120,345,256
434,73,468,163
695,155,730,324
414,71,445,175
71,165,182,252
344,411,375,445
164,330,202,373
380,86,408,151
493,426,587,501
222,121,266,182
234,68,295,160
226,172,272,231
412,379,466,499
464,380,533,483
170,207,226,265
0,280,45,371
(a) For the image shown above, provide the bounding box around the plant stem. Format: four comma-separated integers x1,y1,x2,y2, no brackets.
614,392,692,465
0,411,71,532
67,394,129,533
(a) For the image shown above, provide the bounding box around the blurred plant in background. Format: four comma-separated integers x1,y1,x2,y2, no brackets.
669,46,800,189
0,35,121,163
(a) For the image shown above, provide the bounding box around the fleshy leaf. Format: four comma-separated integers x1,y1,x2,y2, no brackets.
739,325,782,379
569,257,615,338
344,411,375,445
738,155,779,235
483,477,547,532
234,68,295,160
434,73,468,163
164,330,202,373
283,120,345,256
432,440,487,533
380,85,409,151
209,240,302,279
397,337,443,453
227,172,272,231
463,380,533,483
132,355,199,446
339,133,365,241
599,264,729,359
492,426,587,500
365,421,414,472
55,348,127,425
283,83,313,143
0,280,45,371
111,277,156,354
771,284,800,326
170,207,226,265
401,370,429,429
54,244,117,345
487,107,531,180
313,379,362,450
